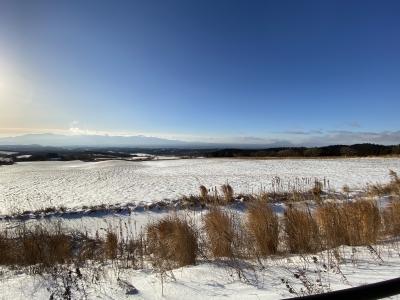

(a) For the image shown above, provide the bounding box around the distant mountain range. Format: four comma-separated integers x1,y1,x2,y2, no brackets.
0,133,296,149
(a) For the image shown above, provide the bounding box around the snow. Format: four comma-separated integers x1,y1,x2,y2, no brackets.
15,155,31,159
1,158,399,215
1,243,400,299
1,158,400,299
0,151,17,156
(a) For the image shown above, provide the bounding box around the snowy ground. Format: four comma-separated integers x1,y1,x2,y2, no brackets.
1,158,399,215
1,158,400,299
1,241,400,299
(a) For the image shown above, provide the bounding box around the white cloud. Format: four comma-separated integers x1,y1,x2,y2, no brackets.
69,121,79,127
302,130,400,146
284,130,323,135
69,127,107,136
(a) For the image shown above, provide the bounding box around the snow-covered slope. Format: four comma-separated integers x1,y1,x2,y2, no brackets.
1,158,399,215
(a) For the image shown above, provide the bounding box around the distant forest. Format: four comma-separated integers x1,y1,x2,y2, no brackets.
1,143,400,165
206,143,400,158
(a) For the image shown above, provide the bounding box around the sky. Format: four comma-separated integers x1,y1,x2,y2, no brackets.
0,0,399,146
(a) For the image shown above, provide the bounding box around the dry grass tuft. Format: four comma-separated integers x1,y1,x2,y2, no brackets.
147,215,198,269
182,195,203,207
341,200,381,246
284,204,320,254
0,231,17,265
342,184,350,194
75,233,103,263
0,221,74,273
245,200,279,256
221,184,234,203
20,224,73,270
388,170,400,195
367,170,400,196
105,230,119,259
311,181,323,204
382,199,400,238
200,185,208,200
315,203,347,249
203,206,234,258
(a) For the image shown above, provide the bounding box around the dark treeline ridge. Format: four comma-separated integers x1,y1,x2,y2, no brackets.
1,144,399,164
207,143,400,158
0,147,216,163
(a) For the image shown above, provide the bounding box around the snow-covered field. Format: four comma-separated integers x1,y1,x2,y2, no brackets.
1,158,400,299
1,158,399,215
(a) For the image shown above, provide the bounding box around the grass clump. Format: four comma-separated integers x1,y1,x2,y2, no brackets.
147,215,198,269
315,203,347,249
311,180,323,204
200,185,208,200
20,223,73,271
0,231,16,265
245,200,279,256
382,199,400,238
75,233,103,263
367,170,400,196
284,204,320,254
203,206,234,258
105,230,119,259
388,170,400,195
0,221,74,273
342,200,381,246
221,184,234,204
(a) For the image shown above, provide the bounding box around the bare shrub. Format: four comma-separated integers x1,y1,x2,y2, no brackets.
203,206,233,258
221,184,234,204
284,205,320,254
246,200,279,256
147,215,198,269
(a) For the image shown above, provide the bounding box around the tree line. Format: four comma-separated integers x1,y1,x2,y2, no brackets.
206,143,400,158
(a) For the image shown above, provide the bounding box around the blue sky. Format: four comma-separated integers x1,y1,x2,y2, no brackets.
1,0,399,145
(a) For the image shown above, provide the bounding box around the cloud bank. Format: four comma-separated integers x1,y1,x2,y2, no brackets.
300,130,400,146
